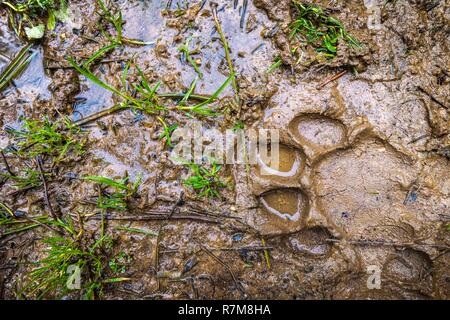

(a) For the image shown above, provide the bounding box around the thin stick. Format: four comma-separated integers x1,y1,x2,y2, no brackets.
168,191,184,219
156,191,184,290
316,70,348,90
73,105,127,127
8,185,39,196
240,0,248,29
81,200,240,220
199,243,245,295
251,43,264,55
203,245,273,252
22,216,63,235
36,156,57,220
45,58,129,70
155,224,163,290
417,86,448,110
326,238,450,250
91,214,221,224
160,246,274,254
1,151,15,176
0,44,34,92
261,238,271,270
408,134,429,144
159,92,210,101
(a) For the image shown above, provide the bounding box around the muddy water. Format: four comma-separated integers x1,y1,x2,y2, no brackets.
0,16,52,132
255,144,304,178
1,0,449,299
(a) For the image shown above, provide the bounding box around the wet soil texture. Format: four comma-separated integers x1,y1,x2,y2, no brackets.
0,0,449,299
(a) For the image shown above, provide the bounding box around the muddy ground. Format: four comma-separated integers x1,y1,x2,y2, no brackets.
0,0,449,299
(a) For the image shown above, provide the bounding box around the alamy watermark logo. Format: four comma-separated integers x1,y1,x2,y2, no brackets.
66,265,81,290
169,121,280,174
366,265,381,289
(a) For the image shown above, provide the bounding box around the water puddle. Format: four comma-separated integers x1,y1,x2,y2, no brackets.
73,73,114,121
258,188,309,235
13,47,52,101
255,144,304,179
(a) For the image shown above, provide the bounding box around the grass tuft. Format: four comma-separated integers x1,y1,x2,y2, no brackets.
157,117,178,147
83,174,142,211
0,167,46,190
183,160,228,199
96,0,152,46
290,1,362,59
4,116,84,163
178,36,203,79
2,0,68,38
21,216,130,299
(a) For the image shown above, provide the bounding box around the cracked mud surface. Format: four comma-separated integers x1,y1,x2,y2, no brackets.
1,0,449,299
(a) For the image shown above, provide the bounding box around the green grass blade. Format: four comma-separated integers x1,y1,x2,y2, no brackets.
83,176,129,190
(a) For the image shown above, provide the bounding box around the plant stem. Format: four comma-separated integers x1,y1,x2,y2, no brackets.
211,4,239,107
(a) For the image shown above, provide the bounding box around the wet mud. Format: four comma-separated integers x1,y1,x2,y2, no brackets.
0,0,449,299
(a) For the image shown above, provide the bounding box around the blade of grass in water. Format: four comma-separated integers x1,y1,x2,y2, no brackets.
82,43,120,68
178,77,198,106
266,57,282,73
97,0,152,46
178,73,234,115
73,105,127,127
0,44,35,92
179,37,203,79
159,92,210,101
211,4,239,106
68,57,125,98
67,56,142,109
68,57,162,114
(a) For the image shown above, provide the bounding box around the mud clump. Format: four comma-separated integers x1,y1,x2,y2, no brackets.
254,0,373,73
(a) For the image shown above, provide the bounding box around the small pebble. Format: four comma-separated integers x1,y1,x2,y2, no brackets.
14,210,27,218
232,233,243,242
182,256,198,274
